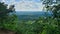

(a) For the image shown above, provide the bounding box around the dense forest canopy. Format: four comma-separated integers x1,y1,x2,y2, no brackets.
16,0,60,34
0,2,18,31
0,0,60,34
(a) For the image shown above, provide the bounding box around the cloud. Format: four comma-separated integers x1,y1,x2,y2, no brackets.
1,0,15,5
15,0,44,11
1,0,44,11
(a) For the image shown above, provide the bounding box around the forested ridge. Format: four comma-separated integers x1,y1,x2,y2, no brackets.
0,0,60,34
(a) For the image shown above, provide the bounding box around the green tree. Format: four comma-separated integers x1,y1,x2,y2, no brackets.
0,2,18,31
40,0,60,34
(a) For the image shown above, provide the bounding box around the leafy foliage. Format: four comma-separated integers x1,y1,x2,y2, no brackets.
0,2,18,31
15,0,60,34
15,16,60,34
0,0,60,34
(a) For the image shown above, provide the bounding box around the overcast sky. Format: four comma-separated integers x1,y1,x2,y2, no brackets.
1,0,44,11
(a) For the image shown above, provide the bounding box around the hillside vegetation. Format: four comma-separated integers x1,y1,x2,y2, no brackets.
0,0,60,34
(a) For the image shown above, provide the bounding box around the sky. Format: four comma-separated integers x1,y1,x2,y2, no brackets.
1,0,44,11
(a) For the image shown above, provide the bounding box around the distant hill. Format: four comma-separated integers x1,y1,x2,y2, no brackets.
16,11,52,15
15,11,53,20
